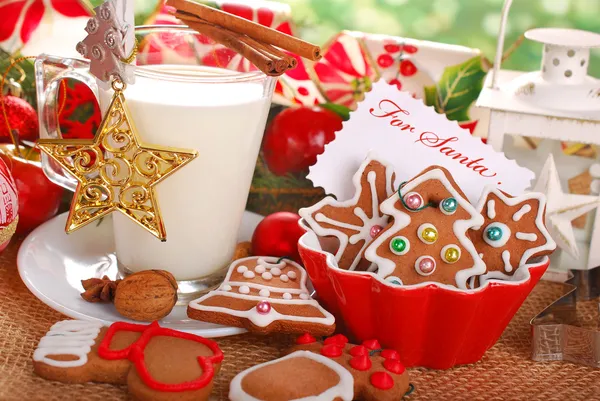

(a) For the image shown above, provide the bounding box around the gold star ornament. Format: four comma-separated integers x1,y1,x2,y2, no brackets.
38,83,197,241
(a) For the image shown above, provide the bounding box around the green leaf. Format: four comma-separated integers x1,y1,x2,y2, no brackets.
423,55,486,122
319,103,351,121
0,50,36,108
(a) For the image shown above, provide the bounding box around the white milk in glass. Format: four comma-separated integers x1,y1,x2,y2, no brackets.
99,65,272,281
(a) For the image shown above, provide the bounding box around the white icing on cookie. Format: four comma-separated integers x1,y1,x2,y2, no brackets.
189,257,335,328
237,265,248,274
364,168,485,289
271,268,282,276
299,154,396,271
502,250,513,273
261,272,272,281
228,351,354,401
280,274,289,283
512,204,531,221
516,232,537,241
254,265,266,274
222,284,232,291
33,320,103,368
287,271,297,280
243,270,255,279
487,200,496,219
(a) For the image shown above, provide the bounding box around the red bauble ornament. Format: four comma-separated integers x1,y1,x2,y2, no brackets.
0,95,38,142
251,212,305,263
262,106,342,176
0,155,63,234
0,157,19,251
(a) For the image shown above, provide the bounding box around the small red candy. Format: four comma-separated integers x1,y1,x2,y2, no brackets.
349,345,368,357
370,371,394,390
321,344,343,358
362,339,382,350
296,333,317,345
349,355,372,371
383,359,406,375
324,334,348,347
380,349,400,360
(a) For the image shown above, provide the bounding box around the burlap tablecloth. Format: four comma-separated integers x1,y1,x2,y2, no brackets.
1,237,599,401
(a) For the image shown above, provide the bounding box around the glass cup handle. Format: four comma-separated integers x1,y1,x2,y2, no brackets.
35,54,98,193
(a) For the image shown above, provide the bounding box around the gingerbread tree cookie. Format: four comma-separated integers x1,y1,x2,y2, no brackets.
187,256,335,335
469,188,556,284
300,154,396,270
364,166,485,289
285,334,412,401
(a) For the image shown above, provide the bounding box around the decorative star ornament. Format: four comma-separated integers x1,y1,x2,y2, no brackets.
38,86,197,241
533,154,599,259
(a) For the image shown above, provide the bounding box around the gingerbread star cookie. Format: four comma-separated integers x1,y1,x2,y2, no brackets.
187,256,335,335
364,166,485,289
469,188,556,284
285,334,412,401
300,154,396,271
33,320,223,401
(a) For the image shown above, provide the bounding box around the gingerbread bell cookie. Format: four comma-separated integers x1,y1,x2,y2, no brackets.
229,350,355,401
187,256,335,335
33,320,223,401
300,154,396,271
282,333,412,401
469,188,556,284
364,166,485,289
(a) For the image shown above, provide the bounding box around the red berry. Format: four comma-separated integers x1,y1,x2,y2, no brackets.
399,60,417,77
349,345,368,357
370,371,394,390
377,54,394,68
251,212,305,264
296,333,317,345
384,43,402,53
389,78,402,90
383,359,406,375
350,354,372,371
403,44,418,54
324,334,348,347
321,344,343,358
381,349,400,360
262,107,342,176
362,339,381,350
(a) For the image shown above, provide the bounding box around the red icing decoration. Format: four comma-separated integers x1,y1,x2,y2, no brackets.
296,333,317,345
381,349,400,360
383,359,406,375
349,345,368,357
324,334,348,347
320,344,343,358
98,321,224,392
349,355,372,371
362,339,381,350
370,371,394,390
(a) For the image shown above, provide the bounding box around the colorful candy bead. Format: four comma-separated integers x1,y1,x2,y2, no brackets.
483,222,511,248
403,192,424,211
440,197,458,215
418,223,438,244
441,244,461,264
415,256,436,276
389,236,410,255
370,224,383,238
256,301,271,314
486,226,503,241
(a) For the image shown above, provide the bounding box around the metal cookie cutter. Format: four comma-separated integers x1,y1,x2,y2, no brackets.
531,268,600,367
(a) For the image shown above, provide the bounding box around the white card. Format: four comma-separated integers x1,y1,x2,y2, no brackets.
308,81,534,203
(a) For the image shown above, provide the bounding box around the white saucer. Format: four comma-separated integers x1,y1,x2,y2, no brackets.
17,211,263,337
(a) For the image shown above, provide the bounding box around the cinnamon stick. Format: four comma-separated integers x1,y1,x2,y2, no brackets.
168,0,321,60
180,17,281,76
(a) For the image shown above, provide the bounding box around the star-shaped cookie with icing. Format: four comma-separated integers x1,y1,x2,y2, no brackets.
469,188,556,284
299,155,396,271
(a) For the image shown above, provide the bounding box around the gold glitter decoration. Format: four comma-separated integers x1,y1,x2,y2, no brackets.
0,217,18,245
38,81,197,241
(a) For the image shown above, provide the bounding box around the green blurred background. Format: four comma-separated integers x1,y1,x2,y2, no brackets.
272,0,600,76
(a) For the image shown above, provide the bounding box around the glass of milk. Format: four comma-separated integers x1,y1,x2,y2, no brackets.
36,26,275,297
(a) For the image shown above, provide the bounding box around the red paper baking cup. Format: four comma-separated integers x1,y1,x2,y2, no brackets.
298,228,549,369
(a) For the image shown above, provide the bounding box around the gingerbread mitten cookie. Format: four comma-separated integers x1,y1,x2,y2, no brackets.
286,334,412,401
364,166,485,289
300,154,396,271
469,188,556,284
229,351,355,401
188,256,335,335
33,320,223,401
